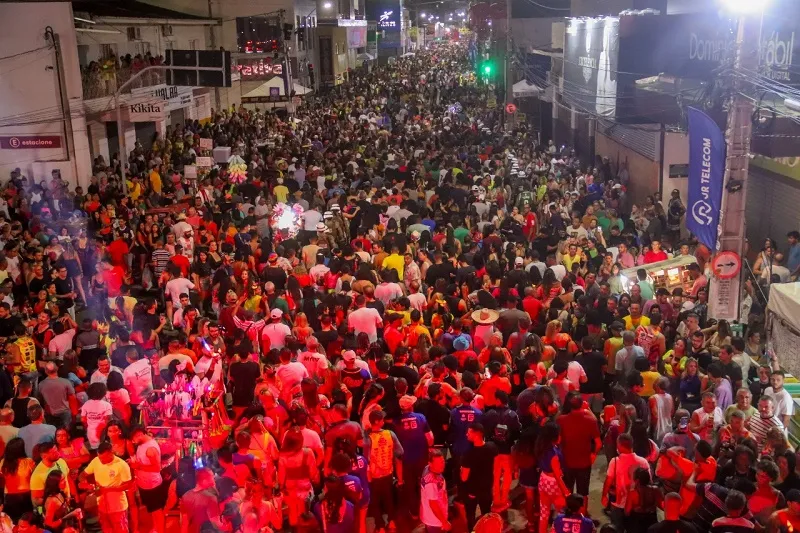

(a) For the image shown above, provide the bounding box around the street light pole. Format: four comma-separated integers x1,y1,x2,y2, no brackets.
709,6,764,320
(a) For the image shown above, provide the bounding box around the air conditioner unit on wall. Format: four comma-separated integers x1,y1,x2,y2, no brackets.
161,25,174,37
127,27,141,41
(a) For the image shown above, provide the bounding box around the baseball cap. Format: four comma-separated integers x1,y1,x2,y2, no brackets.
342,350,356,362
399,395,417,410
268,252,278,262
270,308,283,319
514,257,524,266
678,416,689,430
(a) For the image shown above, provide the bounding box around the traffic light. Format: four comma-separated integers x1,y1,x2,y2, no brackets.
283,23,293,40
479,59,495,80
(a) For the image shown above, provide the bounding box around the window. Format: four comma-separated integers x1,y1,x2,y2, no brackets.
135,42,151,56
235,15,281,52
100,44,117,59
669,164,689,178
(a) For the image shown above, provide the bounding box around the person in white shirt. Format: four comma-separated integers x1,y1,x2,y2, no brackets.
374,277,403,306
48,321,77,360
347,295,383,343
407,281,427,312
123,349,153,415
80,382,113,450
262,309,292,351
765,370,794,427
275,350,309,405
90,356,124,385
297,337,329,381
164,270,195,323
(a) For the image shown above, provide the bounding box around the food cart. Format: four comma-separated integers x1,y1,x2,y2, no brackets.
620,255,698,294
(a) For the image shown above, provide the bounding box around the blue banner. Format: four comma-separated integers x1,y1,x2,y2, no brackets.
687,107,726,251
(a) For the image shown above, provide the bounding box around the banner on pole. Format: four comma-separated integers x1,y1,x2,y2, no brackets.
687,107,725,251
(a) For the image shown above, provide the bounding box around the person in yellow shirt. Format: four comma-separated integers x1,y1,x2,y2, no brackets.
562,243,584,273
273,178,289,203
407,310,431,348
80,441,133,531
149,166,162,195
623,302,651,331
381,246,405,280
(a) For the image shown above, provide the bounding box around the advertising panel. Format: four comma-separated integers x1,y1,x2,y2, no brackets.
563,17,619,118
348,27,367,48
687,107,725,252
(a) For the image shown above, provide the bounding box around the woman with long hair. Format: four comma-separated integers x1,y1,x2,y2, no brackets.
1,437,35,521
679,357,703,414
43,470,81,533
358,383,384,433
278,428,319,528
629,419,658,465
542,320,577,358
55,427,90,471
704,319,733,356
624,467,661,533
535,421,570,533
104,419,134,460
313,476,355,533
535,269,563,308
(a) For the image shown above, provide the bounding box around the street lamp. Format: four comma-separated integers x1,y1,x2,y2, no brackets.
323,2,332,8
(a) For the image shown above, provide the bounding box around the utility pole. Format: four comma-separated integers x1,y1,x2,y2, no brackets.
708,11,761,321
207,0,221,113
504,0,514,129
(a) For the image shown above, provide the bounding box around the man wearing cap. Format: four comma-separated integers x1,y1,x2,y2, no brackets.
393,394,434,519
261,309,291,352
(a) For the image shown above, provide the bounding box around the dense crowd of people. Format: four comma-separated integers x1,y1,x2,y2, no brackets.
0,41,798,533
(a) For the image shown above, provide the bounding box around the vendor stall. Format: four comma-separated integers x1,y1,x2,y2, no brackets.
620,255,698,294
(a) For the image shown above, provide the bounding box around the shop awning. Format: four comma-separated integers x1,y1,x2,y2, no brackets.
512,80,542,98
242,78,313,103
357,52,375,61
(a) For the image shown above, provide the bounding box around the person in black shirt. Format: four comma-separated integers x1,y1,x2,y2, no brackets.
425,252,455,287
414,383,450,447
228,353,261,419
750,364,772,405
576,337,608,415
0,303,21,340
375,359,399,420
388,349,419,391
647,492,698,533
461,422,499,531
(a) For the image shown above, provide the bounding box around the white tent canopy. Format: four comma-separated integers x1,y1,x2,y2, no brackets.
357,52,375,61
768,282,800,330
400,52,416,57
242,78,313,99
512,79,542,98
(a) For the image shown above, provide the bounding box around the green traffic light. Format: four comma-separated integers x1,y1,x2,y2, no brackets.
484,65,491,74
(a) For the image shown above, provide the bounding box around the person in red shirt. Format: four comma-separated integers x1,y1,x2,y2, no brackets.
643,239,669,264
101,262,125,301
383,313,405,355
478,360,512,408
170,244,191,277
106,232,130,271
557,391,602,513
522,286,544,325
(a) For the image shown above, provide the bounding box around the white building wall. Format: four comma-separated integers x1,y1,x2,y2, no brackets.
76,23,209,66
0,2,91,188
661,130,689,205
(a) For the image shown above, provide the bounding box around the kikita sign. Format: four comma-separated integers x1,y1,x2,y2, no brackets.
127,101,165,122
687,107,726,251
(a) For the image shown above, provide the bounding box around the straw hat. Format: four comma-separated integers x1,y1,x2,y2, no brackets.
471,308,500,325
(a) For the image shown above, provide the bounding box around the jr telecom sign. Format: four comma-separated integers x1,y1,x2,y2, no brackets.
687,107,725,251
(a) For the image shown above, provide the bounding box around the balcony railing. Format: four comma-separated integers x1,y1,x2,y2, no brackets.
81,61,165,100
